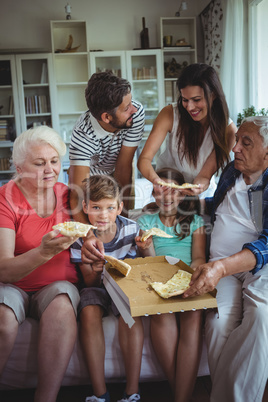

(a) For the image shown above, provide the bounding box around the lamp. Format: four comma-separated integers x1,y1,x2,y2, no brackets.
175,1,188,16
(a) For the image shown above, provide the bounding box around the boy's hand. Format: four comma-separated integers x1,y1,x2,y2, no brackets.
81,235,105,264
92,259,105,273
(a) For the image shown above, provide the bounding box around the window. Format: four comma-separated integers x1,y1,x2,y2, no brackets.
248,0,268,109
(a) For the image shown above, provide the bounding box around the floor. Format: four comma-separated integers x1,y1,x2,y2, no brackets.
0,377,210,402
1,377,268,402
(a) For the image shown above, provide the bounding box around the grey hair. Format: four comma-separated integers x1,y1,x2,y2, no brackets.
242,116,268,147
12,125,66,168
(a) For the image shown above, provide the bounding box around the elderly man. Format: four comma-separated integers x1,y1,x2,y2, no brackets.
184,116,268,402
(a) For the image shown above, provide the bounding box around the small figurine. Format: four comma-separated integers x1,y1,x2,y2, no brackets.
65,3,71,20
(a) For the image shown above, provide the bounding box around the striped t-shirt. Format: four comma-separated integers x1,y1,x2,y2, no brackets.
70,215,140,264
69,100,145,175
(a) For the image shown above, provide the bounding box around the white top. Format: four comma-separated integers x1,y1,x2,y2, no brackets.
156,104,214,181
156,104,232,197
209,175,258,261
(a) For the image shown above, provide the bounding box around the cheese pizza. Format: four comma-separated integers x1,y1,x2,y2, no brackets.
52,221,97,237
151,269,192,298
140,228,173,242
104,254,132,277
157,180,200,190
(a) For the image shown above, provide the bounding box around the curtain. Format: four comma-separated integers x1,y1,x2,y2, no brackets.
219,0,249,123
200,0,224,74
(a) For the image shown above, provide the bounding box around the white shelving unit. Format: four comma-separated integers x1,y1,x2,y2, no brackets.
125,49,165,178
0,18,197,185
0,55,22,183
15,53,56,132
89,50,127,78
160,17,197,105
0,53,58,184
50,20,90,182
50,20,89,140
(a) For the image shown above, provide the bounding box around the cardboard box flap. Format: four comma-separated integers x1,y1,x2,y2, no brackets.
104,256,217,321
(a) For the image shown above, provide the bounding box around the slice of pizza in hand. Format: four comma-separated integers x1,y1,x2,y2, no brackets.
151,269,192,298
157,180,200,190
104,254,132,277
140,228,173,242
52,221,97,237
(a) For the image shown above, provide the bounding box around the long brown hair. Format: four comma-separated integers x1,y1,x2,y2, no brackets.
177,63,230,170
155,168,200,240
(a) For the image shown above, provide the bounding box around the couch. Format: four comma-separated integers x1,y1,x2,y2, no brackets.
0,195,210,390
0,312,210,390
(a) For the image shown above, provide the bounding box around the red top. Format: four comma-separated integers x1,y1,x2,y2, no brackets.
0,180,78,292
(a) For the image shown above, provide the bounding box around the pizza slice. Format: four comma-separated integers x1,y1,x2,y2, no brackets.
140,227,173,242
157,180,200,190
104,254,132,277
52,221,97,237
151,269,192,298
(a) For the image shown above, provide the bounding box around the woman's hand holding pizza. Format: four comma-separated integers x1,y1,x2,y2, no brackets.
39,230,79,260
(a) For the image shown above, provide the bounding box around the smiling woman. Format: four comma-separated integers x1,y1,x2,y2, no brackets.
137,63,237,199
0,125,80,402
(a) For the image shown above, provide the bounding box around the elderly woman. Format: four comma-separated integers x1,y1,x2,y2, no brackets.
0,126,80,402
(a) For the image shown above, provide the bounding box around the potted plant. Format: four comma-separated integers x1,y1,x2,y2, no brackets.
237,105,268,127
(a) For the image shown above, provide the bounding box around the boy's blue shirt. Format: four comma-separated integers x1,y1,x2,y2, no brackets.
70,215,139,264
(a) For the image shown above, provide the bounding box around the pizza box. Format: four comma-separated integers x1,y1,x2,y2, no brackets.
103,255,217,328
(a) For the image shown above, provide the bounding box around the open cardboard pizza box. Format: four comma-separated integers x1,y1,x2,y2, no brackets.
103,255,217,328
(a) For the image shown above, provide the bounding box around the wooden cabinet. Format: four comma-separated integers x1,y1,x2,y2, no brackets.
160,17,197,104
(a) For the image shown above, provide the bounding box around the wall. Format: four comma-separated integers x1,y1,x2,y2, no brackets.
1,0,210,52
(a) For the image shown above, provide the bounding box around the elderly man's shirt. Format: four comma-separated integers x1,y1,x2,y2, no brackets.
210,175,259,261
206,161,268,274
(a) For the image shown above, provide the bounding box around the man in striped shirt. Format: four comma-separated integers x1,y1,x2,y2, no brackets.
69,72,145,221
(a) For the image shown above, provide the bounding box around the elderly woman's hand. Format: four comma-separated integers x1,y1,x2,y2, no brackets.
38,230,79,260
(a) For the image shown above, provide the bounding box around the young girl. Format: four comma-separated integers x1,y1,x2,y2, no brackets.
136,168,206,402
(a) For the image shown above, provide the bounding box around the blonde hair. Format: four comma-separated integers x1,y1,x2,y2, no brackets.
12,125,66,168
83,175,121,206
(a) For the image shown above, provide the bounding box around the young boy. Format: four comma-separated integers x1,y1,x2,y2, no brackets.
70,175,144,402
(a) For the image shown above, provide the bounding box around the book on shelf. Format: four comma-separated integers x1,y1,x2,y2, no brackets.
40,63,48,84
9,96,14,115
24,95,48,114
96,68,122,77
0,157,11,170
132,66,157,80
0,119,8,140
